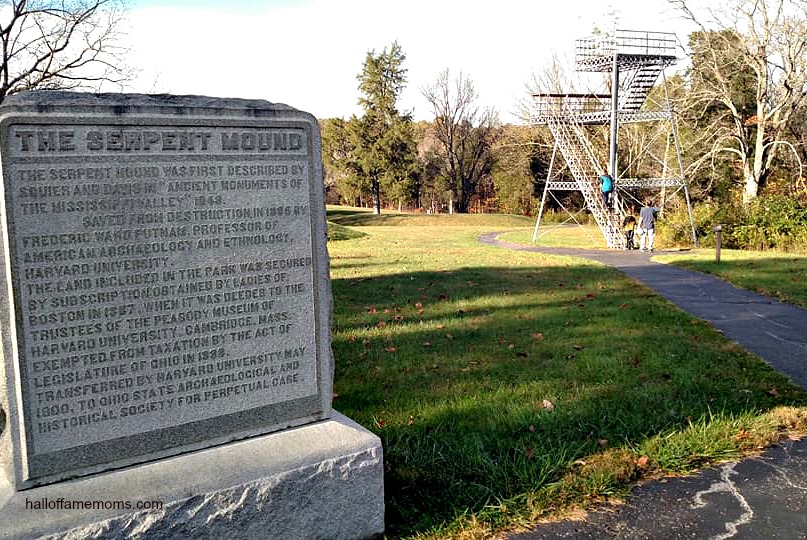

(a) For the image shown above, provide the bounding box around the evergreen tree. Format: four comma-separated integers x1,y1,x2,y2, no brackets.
352,42,418,214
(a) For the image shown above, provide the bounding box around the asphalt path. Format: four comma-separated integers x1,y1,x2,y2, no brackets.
479,232,807,540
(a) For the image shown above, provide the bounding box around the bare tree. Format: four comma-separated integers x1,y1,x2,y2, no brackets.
422,69,497,213
671,0,807,203
0,0,132,103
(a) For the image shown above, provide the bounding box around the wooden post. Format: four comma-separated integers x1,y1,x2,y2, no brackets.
712,224,723,263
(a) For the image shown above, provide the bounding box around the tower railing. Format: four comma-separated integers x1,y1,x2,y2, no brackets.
575,30,678,69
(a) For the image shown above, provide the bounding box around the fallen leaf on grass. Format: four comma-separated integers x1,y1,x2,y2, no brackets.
532,332,544,340
377,321,387,329
541,399,555,411
347,335,357,342
507,344,515,350
619,303,628,309
422,341,431,347
529,424,536,433
436,324,446,330
407,415,414,426
586,293,596,300
445,333,454,339
414,302,423,309
385,346,397,353
375,418,386,428
733,429,751,441
572,344,584,350
636,456,649,468
461,367,471,372
516,351,528,357
393,315,404,322
598,439,608,447
524,447,536,459
768,388,779,397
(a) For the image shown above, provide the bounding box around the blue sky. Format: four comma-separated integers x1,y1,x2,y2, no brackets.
122,0,700,123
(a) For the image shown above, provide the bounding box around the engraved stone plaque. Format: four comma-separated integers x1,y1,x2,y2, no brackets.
0,93,332,488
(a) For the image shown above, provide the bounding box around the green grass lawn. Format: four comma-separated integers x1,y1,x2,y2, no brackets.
500,224,604,249
655,249,807,310
327,207,807,538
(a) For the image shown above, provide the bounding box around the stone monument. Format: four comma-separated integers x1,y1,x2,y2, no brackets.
0,92,383,538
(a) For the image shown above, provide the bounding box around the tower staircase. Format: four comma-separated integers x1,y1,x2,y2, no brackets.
541,100,626,248
619,64,665,111
531,29,697,248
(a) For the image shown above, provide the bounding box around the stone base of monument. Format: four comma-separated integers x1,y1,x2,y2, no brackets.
0,412,383,539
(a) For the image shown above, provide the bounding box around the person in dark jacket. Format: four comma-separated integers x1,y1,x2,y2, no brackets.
622,214,637,250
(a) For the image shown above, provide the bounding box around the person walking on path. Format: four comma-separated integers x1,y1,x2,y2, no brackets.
600,173,614,211
638,200,659,252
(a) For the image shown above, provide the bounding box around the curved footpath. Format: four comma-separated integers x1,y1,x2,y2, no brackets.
479,232,807,540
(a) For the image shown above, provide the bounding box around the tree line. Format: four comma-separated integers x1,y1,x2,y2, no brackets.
2,0,806,226
321,0,807,219
320,42,546,215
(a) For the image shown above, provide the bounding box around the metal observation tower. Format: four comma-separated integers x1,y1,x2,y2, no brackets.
531,29,697,248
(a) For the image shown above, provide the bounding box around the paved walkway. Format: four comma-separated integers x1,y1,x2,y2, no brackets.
479,233,807,539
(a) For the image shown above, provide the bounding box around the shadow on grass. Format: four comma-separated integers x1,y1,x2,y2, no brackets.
326,221,368,241
330,263,807,537
327,207,409,226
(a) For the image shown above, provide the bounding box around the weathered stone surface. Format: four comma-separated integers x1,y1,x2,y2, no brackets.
0,412,383,539
0,92,333,488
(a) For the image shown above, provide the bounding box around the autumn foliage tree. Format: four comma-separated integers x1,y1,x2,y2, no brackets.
671,0,807,203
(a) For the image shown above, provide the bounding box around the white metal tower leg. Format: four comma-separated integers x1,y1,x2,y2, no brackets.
532,144,558,243
663,69,698,247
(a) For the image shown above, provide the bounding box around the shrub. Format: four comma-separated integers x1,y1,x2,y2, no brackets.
657,195,807,251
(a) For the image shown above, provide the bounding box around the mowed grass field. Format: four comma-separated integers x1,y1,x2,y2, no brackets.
326,207,807,539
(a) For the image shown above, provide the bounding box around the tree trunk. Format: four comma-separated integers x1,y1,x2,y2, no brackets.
743,161,758,204
372,177,381,215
